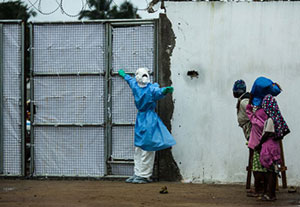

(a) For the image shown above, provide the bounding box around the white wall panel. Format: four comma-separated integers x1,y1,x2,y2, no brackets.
166,2,300,185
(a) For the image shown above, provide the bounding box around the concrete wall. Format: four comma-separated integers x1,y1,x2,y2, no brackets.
164,1,300,185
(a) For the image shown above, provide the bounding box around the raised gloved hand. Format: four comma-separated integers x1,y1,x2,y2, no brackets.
118,69,126,78
162,86,174,95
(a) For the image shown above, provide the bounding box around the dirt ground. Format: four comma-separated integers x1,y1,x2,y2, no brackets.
0,179,299,207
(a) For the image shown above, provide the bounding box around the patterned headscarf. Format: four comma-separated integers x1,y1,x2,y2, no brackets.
233,79,246,93
262,95,290,139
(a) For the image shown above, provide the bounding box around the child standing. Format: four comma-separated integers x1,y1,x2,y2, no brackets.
246,101,268,197
256,94,290,201
232,80,256,194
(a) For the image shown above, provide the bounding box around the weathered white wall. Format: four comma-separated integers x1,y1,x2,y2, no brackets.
165,1,300,185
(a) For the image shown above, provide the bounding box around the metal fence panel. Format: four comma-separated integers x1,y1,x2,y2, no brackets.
111,163,134,176
0,23,23,176
112,76,137,124
111,126,135,160
34,76,104,124
33,24,105,73
32,23,106,177
111,25,155,73
34,127,105,176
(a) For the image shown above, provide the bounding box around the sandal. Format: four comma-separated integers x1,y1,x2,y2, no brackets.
247,192,260,197
246,189,255,193
288,186,297,193
258,194,276,201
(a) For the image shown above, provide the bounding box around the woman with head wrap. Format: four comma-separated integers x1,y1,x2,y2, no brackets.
255,95,290,201
250,77,281,107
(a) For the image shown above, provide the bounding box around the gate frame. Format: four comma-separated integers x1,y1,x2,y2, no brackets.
105,20,159,177
0,20,25,176
29,19,159,178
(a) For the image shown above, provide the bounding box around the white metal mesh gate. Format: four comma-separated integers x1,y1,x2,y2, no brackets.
30,20,157,177
109,23,156,176
30,23,106,177
0,21,24,176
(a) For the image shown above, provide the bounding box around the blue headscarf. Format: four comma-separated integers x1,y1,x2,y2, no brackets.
233,80,246,93
250,77,281,106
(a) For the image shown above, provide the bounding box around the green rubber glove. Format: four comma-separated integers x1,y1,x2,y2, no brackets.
162,86,174,95
118,69,126,78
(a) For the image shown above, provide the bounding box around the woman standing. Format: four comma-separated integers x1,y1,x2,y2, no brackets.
256,95,290,201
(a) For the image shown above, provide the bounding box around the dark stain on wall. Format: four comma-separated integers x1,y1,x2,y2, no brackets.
157,13,182,181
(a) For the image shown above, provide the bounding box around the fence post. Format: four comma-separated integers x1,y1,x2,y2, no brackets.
0,24,3,174
21,22,26,176
29,23,35,176
279,140,287,188
246,149,253,189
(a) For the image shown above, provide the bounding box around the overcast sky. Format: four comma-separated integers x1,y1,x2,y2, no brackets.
18,0,160,21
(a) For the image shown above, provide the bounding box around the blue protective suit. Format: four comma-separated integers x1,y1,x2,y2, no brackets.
124,75,176,151
250,76,281,106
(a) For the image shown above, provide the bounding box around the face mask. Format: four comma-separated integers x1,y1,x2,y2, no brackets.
142,76,149,84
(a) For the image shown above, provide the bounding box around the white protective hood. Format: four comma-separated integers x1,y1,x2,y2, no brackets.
135,67,150,88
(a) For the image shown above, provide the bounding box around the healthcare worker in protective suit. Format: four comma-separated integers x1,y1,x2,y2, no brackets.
118,68,176,184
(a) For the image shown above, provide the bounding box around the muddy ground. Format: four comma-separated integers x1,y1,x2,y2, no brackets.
0,179,299,207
